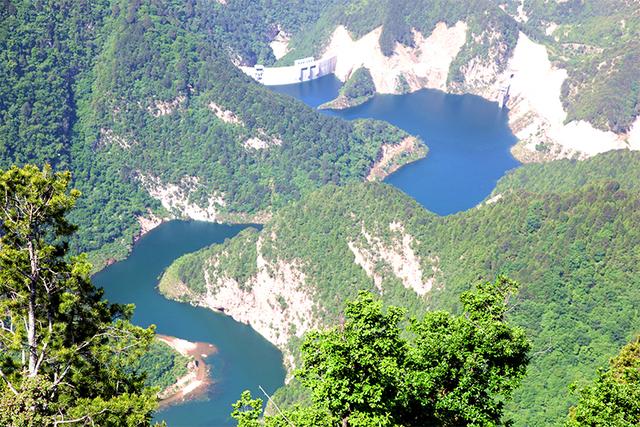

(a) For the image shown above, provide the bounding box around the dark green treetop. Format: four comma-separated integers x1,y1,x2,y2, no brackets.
566,336,640,426
232,277,530,426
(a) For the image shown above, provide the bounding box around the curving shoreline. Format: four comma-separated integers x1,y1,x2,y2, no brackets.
156,334,218,407
367,136,428,182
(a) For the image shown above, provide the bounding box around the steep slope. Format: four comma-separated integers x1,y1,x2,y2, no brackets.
159,150,640,425
159,183,435,370
0,0,423,268
275,0,639,161
507,0,640,135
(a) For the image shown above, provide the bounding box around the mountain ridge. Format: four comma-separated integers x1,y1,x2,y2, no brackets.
159,149,640,425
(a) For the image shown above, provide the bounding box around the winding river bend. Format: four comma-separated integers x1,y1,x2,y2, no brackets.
93,222,284,427
94,77,520,426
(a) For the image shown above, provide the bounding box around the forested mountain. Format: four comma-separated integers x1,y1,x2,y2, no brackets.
0,0,417,268
159,150,640,426
274,0,639,134
3,1,639,424
2,0,637,260
256,0,639,161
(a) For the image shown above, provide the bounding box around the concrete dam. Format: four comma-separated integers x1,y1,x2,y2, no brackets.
240,56,338,86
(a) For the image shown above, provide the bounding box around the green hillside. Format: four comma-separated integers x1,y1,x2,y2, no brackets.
0,0,418,268
159,150,640,425
3,1,639,422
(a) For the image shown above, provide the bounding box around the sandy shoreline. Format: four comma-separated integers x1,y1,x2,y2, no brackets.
156,334,217,407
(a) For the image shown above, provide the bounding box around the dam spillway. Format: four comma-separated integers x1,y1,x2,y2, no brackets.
240,56,337,86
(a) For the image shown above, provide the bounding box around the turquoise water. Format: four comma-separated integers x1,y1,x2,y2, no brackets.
93,221,285,427
271,75,520,215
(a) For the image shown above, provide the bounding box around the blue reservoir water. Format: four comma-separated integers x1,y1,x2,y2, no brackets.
93,221,285,427
271,75,520,215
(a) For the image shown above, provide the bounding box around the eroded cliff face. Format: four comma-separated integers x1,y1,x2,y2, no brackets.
138,174,226,222
148,96,186,117
449,28,513,99
501,32,630,163
175,236,316,372
348,222,439,296
323,22,467,93
161,217,437,374
270,28,291,60
317,23,637,162
366,136,427,181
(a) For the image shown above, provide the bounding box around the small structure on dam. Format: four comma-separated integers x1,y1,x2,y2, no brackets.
497,84,510,109
240,56,337,86
497,68,516,109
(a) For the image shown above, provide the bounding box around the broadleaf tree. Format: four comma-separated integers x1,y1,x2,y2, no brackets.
566,336,640,426
0,164,158,426
232,277,530,426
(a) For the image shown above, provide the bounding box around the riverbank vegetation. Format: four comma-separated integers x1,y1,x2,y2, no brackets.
136,340,190,391
320,67,376,109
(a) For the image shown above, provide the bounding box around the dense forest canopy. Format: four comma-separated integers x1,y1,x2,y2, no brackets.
161,150,640,426
0,0,414,268
566,335,640,426
340,67,375,102
233,284,530,427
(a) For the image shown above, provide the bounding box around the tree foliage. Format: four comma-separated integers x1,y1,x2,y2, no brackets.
134,340,190,391
0,164,157,426
233,279,530,426
566,336,640,426
341,67,376,101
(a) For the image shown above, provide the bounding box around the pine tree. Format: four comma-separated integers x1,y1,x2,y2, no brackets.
0,165,158,426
